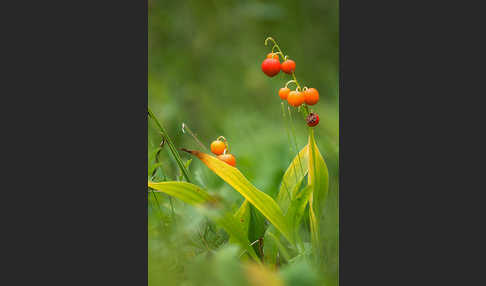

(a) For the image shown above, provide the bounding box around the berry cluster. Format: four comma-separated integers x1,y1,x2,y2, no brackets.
261,37,320,127
261,52,296,77
210,136,236,166
278,87,319,107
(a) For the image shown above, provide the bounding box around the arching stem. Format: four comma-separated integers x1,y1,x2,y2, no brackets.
217,136,230,154
182,123,209,152
266,37,310,118
266,37,287,62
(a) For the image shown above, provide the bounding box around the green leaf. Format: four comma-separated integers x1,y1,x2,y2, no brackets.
263,226,279,267
183,149,293,244
263,225,291,266
233,200,251,237
307,128,329,253
248,204,266,248
208,210,261,263
148,181,260,261
286,185,313,242
230,200,251,258
148,181,213,205
231,200,267,260
276,145,309,214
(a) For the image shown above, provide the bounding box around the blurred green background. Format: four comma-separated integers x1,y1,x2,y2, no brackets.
148,0,338,285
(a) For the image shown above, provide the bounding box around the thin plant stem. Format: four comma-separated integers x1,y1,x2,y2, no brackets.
288,106,306,180
148,107,191,183
291,72,302,90
266,37,310,119
182,123,209,152
280,102,294,201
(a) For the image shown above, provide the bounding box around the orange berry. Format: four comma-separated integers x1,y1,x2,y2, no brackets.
281,59,296,74
266,53,280,61
304,88,319,105
218,154,236,166
210,140,226,155
278,87,290,100
287,90,304,107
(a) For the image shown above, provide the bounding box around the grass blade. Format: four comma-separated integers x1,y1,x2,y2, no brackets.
182,149,293,244
148,107,191,182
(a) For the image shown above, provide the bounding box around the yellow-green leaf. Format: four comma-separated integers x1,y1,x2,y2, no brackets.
276,144,309,214
230,200,251,259
183,149,293,244
263,225,291,268
234,200,251,238
210,210,261,263
286,185,313,241
307,129,329,252
148,181,213,205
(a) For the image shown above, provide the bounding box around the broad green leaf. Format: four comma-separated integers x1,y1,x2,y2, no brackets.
286,185,313,242
232,200,266,260
307,129,329,253
263,235,277,268
308,197,319,258
248,204,266,249
308,129,329,212
207,210,261,263
183,149,293,244
263,226,278,268
230,200,251,259
233,200,251,238
148,181,260,261
263,226,291,267
276,145,309,214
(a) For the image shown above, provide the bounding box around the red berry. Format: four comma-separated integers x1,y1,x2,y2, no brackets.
281,59,296,74
306,112,319,127
261,58,281,77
